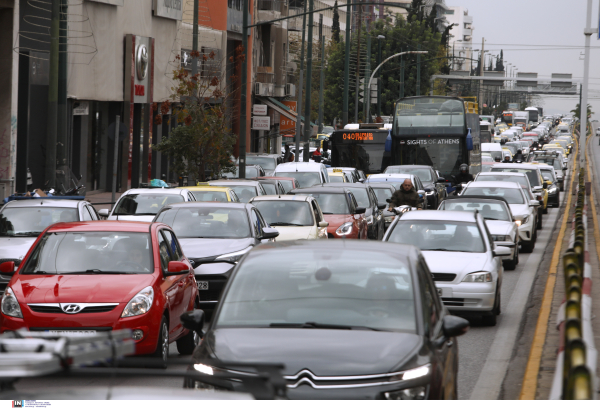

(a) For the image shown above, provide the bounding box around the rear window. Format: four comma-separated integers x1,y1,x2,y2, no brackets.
276,172,321,188
491,168,540,188
298,193,349,214
462,187,525,204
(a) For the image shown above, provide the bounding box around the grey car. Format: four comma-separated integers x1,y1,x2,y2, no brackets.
383,210,510,326
0,198,101,295
383,165,447,209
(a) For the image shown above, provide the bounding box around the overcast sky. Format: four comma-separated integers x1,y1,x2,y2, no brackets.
453,0,600,121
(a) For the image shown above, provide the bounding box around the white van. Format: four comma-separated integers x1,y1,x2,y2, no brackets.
481,143,503,161
273,162,330,188
509,126,524,138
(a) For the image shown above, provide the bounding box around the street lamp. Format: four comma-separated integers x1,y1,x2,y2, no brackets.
366,50,428,121
376,35,385,118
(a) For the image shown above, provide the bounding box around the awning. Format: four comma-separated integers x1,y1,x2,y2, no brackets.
256,97,317,127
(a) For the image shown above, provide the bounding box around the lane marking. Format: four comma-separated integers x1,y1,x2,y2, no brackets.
519,131,579,399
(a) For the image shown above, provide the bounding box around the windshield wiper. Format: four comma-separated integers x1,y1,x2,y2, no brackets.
269,322,382,331
59,270,138,275
268,222,306,226
12,232,41,237
321,212,334,214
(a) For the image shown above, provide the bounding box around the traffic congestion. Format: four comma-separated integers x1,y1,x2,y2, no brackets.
0,103,578,399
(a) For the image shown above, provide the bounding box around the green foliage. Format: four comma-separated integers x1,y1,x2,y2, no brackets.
571,103,594,120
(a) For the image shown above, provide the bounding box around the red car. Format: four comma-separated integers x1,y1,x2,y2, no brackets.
0,221,197,367
290,186,367,239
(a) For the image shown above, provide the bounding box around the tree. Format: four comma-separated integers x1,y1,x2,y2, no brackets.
495,50,505,72
332,1,340,43
407,0,425,21
153,48,240,182
571,103,594,121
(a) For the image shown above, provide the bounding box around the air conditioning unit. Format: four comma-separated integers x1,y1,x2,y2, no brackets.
255,82,270,96
286,83,296,97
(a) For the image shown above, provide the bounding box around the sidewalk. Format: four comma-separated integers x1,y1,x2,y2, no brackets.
86,190,121,212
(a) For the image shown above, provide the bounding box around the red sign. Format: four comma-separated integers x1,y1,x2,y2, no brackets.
134,84,145,96
281,101,297,137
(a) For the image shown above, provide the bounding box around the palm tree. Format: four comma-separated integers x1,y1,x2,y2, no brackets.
571,103,594,121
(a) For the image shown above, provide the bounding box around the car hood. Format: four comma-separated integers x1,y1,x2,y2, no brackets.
179,238,255,259
269,226,315,241
323,214,354,230
485,220,515,236
508,204,531,219
108,215,156,222
422,251,488,274
11,274,155,303
0,237,38,261
202,328,422,376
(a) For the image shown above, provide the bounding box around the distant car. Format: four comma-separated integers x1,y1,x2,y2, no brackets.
101,188,196,222
207,180,267,203
528,151,566,191
0,220,198,367
273,162,330,187
256,176,300,194
290,186,367,239
365,174,427,209
185,240,469,399
181,186,240,202
368,183,397,229
528,163,561,208
245,153,280,176
490,163,548,215
153,202,279,314
256,179,286,195
383,165,447,208
383,210,509,325
250,195,329,240
222,164,266,179
327,168,351,183
329,167,363,183
0,198,101,295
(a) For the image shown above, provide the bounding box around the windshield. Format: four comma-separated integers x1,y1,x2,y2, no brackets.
372,187,393,204
394,137,464,176
345,188,370,208
191,190,229,202
276,179,294,193
216,249,416,333
155,207,251,238
387,220,485,252
223,166,261,179
260,183,277,195
331,143,388,175
253,201,314,227
21,232,153,274
276,172,321,188
441,201,510,221
217,185,258,203
299,193,349,214
246,157,276,171
0,207,78,237
463,187,525,204
328,174,345,183
113,194,184,216
385,167,432,182
541,169,556,181
491,168,540,188
476,174,528,188
394,97,466,135
532,157,561,170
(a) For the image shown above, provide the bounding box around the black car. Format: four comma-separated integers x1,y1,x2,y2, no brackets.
153,202,279,314
324,182,387,240
383,165,447,209
183,240,469,399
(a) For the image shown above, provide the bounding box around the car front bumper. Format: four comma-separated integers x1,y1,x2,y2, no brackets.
435,281,496,313
518,220,535,242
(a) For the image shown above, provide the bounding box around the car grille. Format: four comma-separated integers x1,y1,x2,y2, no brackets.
431,273,457,282
441,297,465,307
28,304,118,314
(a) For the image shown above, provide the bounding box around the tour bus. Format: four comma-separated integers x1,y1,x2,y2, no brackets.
502,111,514,126
330,124,392,175
525,107,540,125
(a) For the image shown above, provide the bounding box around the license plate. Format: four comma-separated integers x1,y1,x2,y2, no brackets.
197,281,209,290
48,330,97,335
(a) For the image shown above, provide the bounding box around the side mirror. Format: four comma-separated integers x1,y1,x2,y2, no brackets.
0,261,15,275
377,203,387,210
441,315,470,338
98,208,109,217
437,177,446,184
493,246,512,257
563,167,568,170
529,200,541,207
417,190,425,196
355,207,366,214
424,188,432,193
165,261,190,276
385,198,391,203
261,227,280,240
180,309,205,338
318,221,329,228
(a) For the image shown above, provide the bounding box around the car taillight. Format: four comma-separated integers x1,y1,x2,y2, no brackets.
536,195,542,200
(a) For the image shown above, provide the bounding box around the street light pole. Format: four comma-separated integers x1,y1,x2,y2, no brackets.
342,2,351,126
239,0,249,178
377,35,384,118
294,0,308,162
366,50,428,120
580,0,593,169
303,0,315,162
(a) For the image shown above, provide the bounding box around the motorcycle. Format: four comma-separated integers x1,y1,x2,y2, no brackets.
384,200,416,229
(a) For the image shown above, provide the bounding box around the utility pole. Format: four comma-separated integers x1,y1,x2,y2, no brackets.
399,48,404,98
45,0,60,189
57,0,68,171
364,28,371,121
580,0,592,170
239,0,248,178
318,15,324,134
354,0,362,123
294,0,308,161
303,0,315,162
377,35,383,118
416,44,421,96
192,0,199,79
342,2,351,126
479,37,485,115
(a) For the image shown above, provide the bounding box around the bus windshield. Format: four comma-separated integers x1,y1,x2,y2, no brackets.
330,130,391,174
394,97,466,135
393,137,464,176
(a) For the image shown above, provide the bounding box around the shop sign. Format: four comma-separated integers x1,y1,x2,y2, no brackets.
252,116,270,130
72,101,89,116
153,0,183,20
253,104,268,116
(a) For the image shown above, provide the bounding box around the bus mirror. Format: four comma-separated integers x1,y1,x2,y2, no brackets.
322,140,329,151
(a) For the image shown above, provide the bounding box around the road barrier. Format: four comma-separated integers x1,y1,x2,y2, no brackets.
550,168,598,399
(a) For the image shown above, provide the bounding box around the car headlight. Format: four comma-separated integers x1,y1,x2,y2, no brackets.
121,286,154,318
384,386,427,400
515,215,529,226
549,187,558,194
462,272,493,283
215,246,252,263
1,287,23,318
336,222,353,236
491,235,509,241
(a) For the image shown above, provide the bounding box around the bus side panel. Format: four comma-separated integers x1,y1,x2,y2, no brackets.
466,114,481,175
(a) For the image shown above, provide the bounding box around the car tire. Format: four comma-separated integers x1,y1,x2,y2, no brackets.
482,291,499,326
504,247,518,270
151,316,169,369
543,205,548,215
537,212,543,230
176,327,200,355
521,236,535,253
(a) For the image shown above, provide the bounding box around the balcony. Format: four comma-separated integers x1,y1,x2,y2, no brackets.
257,0,285,23
287,7,302,31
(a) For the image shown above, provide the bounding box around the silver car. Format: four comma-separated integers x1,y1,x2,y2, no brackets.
383,210,509,325
101,188,196,222
438,196,519,270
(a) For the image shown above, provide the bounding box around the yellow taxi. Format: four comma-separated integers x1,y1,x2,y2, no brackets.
179,186,240,202
522,163,549,213
327,168,350,183
542,144,566,157
552,139,571,155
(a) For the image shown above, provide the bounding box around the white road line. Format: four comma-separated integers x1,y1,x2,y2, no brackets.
469,208,560,400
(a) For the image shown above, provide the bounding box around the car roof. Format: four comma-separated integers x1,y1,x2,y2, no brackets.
123,188,186,195
46,220,155,233
162,201,251,210
399,210,479,223
182,186,233,192
2,199,83,209
385,165,433,170
477,171,527,178
257,176,297,181
291,186,350,194
367,174,414,181
491,163,541,171
275,162,324,171
466,181,523,189
250,195,312,202
442,195,510,206
324,182,370,189
368,183,396,189
210,180,262,186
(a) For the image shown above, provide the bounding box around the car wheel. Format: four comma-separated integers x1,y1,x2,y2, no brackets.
504,247,517,270
482,291,499,326
152,316,169,369
543,204,548,215
176,327,200,355
537,212,543,230
521,236,534,253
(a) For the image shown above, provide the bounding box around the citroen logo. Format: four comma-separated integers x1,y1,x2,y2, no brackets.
62,304,82,314
136,44,148,80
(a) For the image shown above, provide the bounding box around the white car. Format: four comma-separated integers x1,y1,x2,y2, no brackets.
383,210,509,326
101,188,196,222
461,181,540,253
249,195,329,240
273,162,330,187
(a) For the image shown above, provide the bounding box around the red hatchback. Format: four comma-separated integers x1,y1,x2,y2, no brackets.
0,221,197,366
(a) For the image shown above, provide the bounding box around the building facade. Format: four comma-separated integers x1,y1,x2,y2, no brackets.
446,6,474,72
